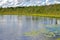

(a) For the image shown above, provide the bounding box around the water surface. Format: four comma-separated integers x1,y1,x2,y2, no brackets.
0,15,60,40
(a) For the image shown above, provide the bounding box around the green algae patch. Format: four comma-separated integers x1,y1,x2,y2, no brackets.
24,31,40,36
56,38,60,40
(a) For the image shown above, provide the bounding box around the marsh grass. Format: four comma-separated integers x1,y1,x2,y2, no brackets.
0,4,60,17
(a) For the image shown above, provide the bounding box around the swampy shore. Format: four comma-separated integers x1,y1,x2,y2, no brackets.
0,4,60,17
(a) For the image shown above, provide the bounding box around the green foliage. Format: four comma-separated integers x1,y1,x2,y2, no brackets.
0,4,60,15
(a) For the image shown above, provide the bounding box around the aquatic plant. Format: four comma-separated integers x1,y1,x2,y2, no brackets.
56,38,60,40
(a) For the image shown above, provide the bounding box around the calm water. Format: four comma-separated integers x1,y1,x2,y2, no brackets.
0,15,60,40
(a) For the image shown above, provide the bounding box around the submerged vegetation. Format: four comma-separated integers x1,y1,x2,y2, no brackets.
0,4,60,17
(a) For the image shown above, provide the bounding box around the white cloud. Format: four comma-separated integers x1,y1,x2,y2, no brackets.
0,0,60,8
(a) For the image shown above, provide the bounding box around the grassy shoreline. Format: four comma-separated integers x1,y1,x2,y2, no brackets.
0,4,60,17
20,14,60,18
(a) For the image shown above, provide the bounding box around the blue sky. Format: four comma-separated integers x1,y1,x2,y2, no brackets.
0,0,60,7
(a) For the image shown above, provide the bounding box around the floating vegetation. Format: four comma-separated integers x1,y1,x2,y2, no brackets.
56,38,60,40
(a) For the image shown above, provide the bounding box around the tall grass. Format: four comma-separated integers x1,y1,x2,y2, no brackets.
0,4,60,15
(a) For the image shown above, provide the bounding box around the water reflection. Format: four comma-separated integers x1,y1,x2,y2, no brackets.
0,15,60,40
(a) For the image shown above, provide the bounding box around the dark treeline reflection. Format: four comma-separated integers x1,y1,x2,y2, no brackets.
0,15,60,40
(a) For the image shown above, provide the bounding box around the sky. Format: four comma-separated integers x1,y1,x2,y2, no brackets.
0,0,60,7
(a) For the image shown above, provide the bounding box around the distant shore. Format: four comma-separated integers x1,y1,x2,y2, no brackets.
0,4,60,17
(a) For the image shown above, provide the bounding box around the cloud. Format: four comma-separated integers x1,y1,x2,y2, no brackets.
0,0,60,8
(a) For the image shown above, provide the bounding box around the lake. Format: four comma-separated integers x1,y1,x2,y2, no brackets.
0,15,60,40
